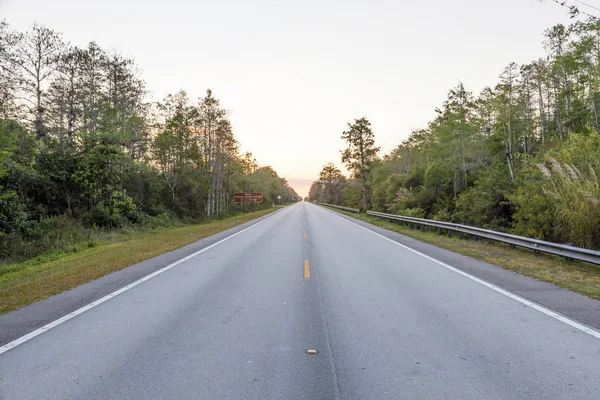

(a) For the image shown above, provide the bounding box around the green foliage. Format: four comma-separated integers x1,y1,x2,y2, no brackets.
453,163,514,229
509,135,600,248
341,117,380,210
398,207,426,218
506,160,554,240
0,119,17,193
0,215,91,261
371,166,404,212
0,22,299,263
82,202,127,228
316,18,600,250
340,179,363,209
74,141,129,207
317,162,346,205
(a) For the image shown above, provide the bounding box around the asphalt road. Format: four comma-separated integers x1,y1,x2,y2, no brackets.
1,203,600,399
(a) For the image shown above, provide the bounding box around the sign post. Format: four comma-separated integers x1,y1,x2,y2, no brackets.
234,192,263,212
277,195,281,205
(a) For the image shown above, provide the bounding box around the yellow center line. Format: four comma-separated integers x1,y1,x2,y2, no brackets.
303,260,311,279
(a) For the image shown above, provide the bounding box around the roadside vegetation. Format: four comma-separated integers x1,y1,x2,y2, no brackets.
0,209,276,314
0,21,299,269
323,206,600,301
309,18,600,251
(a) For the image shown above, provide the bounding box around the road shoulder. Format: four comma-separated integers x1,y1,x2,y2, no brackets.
0,209,284,346
321,206,600,332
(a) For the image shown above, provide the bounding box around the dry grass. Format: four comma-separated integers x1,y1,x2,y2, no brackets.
325,207,600,300
0,209,276,314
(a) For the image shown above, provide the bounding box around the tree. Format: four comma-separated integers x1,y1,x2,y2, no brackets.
0,21,20,119
0,119,17,191
341,117,380,210
100,52,147,158
318,162,346,204
308,181,325,203
78,42,106,135
151,91,198,209
241,151,258,174
195,89,226,216
0,20,300,262
212,117,238,213
46,46,82,149
12,23,63,139
540,0,587,19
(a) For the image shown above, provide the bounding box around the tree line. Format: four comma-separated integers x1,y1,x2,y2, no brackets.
0,21,298,262
310,18,600,250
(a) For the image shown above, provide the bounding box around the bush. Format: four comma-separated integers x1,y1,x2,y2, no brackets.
82,202,127,228
507,163,554,240
432,209,451,221
508,134,600,249
135,212,174,229
0,215,89,262
215,212,234,220
399,207,426,218
453,163,514,230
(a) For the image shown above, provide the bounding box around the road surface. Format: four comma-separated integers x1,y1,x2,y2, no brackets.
1,203,599,399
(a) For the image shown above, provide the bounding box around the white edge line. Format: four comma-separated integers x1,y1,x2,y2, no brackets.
325,208,600,340
0,208,287,356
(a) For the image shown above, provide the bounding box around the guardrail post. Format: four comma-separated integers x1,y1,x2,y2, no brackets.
363,209,600,265
564,243,574,261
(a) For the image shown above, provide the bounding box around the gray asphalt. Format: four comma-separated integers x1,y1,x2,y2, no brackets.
1,202,600,399
0,209,285,347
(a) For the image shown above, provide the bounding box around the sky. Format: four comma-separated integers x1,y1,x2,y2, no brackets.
0,0,586,197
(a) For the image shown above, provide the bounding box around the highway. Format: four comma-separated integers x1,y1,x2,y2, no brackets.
1,202,600,399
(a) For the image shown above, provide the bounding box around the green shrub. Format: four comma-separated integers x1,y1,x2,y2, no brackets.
136,212,174,229
453,163,513,229
82,202,127,228
399,207,426,218
508,134,600,248
0,215,89,261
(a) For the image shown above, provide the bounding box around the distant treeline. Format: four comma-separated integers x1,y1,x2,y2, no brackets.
310,19,600,250
0,21,298,262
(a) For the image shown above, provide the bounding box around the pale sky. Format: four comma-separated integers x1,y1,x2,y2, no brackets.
0,0,583,196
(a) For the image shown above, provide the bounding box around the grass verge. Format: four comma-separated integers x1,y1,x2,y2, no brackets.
323,206,600,301
0,209,276,314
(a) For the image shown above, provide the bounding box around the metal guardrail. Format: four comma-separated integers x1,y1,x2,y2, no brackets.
366,210,600,266
315,202,360,213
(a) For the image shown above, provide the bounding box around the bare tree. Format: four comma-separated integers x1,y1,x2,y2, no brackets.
12,23,63,139
196,89,225,217
47,46,83,149
0,20,20,119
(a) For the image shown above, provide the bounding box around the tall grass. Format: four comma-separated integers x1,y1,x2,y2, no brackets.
0,212,175,267
540,158,600,249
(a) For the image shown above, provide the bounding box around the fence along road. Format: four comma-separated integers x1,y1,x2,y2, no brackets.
316,202,600,265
